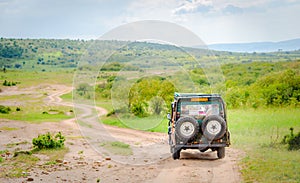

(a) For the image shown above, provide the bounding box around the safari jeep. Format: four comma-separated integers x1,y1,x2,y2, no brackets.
168,93,230,160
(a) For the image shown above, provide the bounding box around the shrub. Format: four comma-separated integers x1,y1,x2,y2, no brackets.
282,127,300,151
106,110,115,117
32,132,65,150
2,80,18,86
288,132,300,150
2,80,6,86
0,105,11,114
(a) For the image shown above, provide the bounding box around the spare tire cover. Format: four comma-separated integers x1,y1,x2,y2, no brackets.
201,115,226,140
175,116,199,142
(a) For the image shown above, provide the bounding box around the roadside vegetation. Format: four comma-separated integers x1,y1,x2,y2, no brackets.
100,141,133,156
0,132,67,178
1,38,300,182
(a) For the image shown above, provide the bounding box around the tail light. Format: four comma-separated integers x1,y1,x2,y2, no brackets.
176,112,180,118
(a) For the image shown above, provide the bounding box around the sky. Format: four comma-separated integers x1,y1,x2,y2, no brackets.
0,0,300,44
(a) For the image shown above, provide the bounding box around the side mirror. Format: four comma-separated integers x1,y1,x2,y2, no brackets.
167,113,171,120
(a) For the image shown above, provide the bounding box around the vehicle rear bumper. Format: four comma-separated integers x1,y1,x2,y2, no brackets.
174,143,228,149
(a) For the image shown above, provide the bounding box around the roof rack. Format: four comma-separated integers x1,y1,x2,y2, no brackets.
174,92,220,98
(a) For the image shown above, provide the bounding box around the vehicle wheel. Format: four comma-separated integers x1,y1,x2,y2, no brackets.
217,147,225,159
172,149,181,160
175,117,199,142
199,147,209,152
202,115,226,141
168,133,172,145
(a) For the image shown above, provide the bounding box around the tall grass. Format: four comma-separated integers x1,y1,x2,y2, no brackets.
228,108,300,183
101,107,300,182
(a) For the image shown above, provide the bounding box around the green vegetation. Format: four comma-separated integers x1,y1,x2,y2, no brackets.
32,132,65,150
223,61,300,108
36,147,69,165
0,147,68,178
0,38,300,182
100,62,139,71
2,80,19,86
0,126,18,131
282,127,300,151
228,108,300,182
100,141,133,156
0,132,68,178
60,91,73,101
6,141,29,148
76,82,92,99
0,41,23,58
0,70,73,88
128,77,174,117
0,107,73,123
0,105,11,114
0,153,39,178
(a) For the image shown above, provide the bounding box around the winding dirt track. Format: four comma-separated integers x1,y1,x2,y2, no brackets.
0,85,243,182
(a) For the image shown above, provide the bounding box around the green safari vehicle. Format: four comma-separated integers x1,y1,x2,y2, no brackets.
168,93,230,160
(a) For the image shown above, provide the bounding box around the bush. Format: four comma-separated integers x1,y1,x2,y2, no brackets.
282,127,300,151
288,132,300,151
106,110,115,117
32,132,65,150
0,105,11,114
3,80,18,86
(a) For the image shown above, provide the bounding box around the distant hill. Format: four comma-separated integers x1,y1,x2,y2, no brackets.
207,38,300,53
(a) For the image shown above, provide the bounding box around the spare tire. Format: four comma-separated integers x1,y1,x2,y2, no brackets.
175,116,199,142
202,115,226,141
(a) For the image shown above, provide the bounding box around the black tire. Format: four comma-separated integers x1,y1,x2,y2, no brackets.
172,148,181,160
217,147,225,159
199,147,209,152
201,115,226,141
175,117,199,142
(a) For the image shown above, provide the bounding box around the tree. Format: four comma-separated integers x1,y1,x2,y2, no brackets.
76,83,91,98
149,96,165,115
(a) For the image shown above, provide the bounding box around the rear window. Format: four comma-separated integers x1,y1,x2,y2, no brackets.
177,97,224,120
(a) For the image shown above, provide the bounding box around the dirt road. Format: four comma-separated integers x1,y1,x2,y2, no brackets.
0,85,243,182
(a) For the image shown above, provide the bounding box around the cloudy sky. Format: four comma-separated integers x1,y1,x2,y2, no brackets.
1,0,300,44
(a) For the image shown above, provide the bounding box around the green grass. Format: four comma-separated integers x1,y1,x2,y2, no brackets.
228,108,300,183
0,153,39,178
241,148,300,183
100,141,132,156
0,92,73,123
6,141,29,148
0,70,73,88
34,147,69,165
95,100,114,112
228,108,300,149
0,126,18,131
0,70,74,123
0,108,73,123
0,147,69,178
101,115,168,133
60,91,73,102
100,107,300,182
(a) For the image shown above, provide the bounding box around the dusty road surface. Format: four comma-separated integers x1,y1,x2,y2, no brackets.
0,85,243,182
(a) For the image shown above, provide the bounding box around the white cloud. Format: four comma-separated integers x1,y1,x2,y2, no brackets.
173,0,213,15
0,0,299,44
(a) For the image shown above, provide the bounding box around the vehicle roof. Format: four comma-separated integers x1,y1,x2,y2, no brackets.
174,92,221,98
